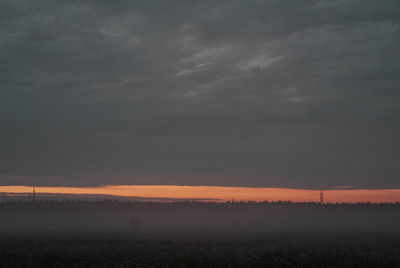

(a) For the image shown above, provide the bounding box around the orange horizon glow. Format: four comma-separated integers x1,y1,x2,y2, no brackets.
0,185,400,203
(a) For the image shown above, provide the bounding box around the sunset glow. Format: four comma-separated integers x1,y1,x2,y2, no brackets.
1,185,399,203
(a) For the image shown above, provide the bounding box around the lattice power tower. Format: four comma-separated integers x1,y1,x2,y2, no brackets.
32,185,36,203
320,189,324,204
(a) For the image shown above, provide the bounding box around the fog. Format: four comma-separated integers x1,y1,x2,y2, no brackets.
1,201,399,237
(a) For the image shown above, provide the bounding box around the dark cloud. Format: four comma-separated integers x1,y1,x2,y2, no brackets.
1,0,400,188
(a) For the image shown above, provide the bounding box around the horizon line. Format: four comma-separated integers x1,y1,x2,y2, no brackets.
1,185,400,203
1,193,400,205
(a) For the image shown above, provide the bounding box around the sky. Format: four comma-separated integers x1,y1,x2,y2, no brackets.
1,0,400,189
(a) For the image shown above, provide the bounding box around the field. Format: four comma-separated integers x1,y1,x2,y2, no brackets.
0,201,399,267
1,234,400,267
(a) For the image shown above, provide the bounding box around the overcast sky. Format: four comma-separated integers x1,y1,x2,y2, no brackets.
1,0,400,188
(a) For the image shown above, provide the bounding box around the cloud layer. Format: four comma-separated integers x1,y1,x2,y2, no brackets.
1,0,400,188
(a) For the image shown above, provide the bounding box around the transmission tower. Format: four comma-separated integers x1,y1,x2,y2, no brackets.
32,185,36,203
319,189,324,204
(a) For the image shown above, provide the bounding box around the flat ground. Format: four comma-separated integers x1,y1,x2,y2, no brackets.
1,201,399,267
1,233,400,268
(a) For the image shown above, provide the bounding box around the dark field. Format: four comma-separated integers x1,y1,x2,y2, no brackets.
0,201,400,267
1,234,400,267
